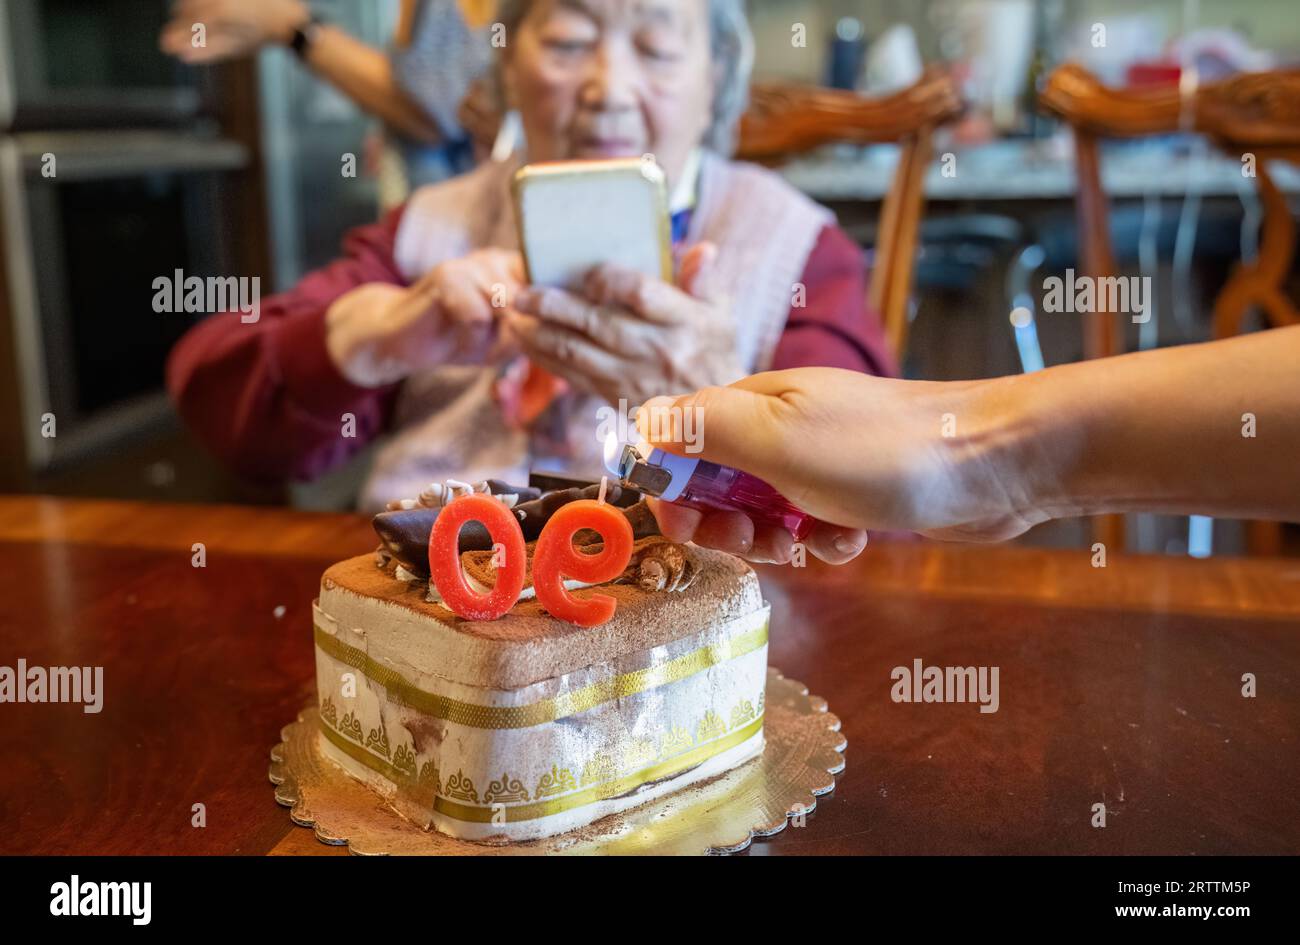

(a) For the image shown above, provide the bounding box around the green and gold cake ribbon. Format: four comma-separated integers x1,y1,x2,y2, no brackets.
313,617,768,729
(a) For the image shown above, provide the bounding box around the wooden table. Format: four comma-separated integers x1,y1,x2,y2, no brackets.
2,496,1297,855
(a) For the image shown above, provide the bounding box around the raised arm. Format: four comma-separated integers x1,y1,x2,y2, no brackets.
160,0,445,144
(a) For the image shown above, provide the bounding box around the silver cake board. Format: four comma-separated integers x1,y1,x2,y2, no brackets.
269,667,846,855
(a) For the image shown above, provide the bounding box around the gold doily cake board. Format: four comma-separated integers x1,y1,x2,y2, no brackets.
269,667,846,855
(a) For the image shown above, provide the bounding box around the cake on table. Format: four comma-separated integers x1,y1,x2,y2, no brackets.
311,479,769,842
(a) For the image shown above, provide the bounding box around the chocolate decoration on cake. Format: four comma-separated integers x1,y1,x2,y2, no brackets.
373,480,656,581
385,479,543,512
630,539,696,592
511,482,640,529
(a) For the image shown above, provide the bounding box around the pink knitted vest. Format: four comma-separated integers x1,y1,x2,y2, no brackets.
361,151,832,510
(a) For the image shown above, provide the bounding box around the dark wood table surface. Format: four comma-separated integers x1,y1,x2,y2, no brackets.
2,495,1298,856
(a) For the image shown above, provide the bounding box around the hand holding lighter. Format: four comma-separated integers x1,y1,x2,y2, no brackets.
604,433,824,542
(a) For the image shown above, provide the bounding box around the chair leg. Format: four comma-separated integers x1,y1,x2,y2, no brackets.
1073,131,1119,361
873,131,932,361
1247,520,1284,557
1093,514,1125,556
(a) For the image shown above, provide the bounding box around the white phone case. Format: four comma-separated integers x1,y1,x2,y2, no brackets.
513,158,672,289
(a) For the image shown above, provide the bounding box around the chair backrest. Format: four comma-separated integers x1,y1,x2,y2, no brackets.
1040,63,1300,350
1195,70,1300,341
1040,63,1300,554
736,67,963,359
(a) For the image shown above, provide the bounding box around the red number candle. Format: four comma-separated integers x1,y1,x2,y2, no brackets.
427,494,527,620
532,499,634,627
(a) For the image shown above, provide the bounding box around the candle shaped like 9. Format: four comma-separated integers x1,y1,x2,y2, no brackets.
532,499,634,627
427,492,634,626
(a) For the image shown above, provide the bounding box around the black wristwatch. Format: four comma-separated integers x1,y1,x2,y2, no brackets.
288,12,326,59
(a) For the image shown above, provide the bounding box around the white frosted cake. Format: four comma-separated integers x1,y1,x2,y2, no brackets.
312,529,769,842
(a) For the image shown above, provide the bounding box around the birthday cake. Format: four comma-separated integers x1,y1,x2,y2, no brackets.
311,480,769,842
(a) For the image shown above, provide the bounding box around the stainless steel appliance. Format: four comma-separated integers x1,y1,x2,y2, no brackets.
258,0,393,289
0,0,209,130
1,130,248,470
0,1,252,477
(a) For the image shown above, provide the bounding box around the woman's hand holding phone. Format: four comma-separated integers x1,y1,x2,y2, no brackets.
505,241,745,406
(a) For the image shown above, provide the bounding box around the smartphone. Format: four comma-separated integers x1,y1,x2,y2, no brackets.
512,157,673,290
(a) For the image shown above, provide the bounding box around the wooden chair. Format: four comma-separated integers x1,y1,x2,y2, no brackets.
736,67,964,360
1039,63,1300,554
1196,70,1300,341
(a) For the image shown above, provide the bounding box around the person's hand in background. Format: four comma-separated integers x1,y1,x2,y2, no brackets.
160,0,309,63
636,368,1051,564
505,242,744,408
325,249,526,387
161,0,450,145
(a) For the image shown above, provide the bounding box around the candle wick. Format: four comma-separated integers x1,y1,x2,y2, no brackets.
597,475,609,505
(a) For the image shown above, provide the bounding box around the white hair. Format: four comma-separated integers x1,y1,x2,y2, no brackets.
492,0,754,154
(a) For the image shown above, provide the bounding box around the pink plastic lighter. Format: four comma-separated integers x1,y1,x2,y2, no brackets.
603,432,823,541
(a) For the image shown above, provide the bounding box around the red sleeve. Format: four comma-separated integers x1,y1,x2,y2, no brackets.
166,206,408,483
769,224,898,378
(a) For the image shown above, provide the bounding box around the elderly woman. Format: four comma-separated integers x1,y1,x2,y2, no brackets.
168,0,895,510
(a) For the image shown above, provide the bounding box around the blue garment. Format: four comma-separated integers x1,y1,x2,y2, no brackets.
670,208,693,246
390,0,492,186
398,135,477,189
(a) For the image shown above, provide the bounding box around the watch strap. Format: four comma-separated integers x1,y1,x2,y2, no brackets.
289,13,326,59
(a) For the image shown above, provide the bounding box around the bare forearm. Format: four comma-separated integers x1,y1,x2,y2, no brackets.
1013,326,1300,523
302,26,443,144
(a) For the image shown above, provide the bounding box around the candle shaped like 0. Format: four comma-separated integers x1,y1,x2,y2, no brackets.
427,493,527,620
